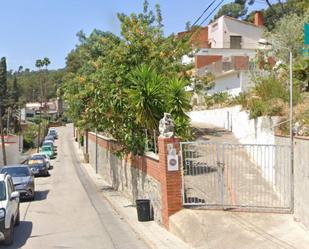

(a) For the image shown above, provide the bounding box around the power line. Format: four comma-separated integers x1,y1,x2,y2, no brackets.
191,0,218,28
198,0,225,27
186,0,225,42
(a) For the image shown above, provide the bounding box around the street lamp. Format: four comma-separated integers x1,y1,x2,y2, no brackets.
258,38,294,212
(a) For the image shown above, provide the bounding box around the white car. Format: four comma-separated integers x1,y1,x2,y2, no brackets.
31,153,51,169
0,173,20,245
48,128,58,139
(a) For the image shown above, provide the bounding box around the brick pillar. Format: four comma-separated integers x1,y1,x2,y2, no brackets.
158,137,182,228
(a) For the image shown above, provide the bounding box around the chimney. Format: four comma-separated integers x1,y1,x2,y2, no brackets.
254,11,263,27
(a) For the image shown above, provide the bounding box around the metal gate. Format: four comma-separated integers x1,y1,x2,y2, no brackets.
181,142,292,212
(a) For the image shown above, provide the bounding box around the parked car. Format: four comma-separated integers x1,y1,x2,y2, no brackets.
48,129,58,139
44,135,55,142
0,173,20,245
42,140,56,152
27,158,49,176
30,153,51,169
40,145,55,159
0,165,35,201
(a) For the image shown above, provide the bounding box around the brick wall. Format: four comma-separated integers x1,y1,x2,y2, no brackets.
195,55,222,69
231,56,249,70
177,27,209,49
87,132,183,228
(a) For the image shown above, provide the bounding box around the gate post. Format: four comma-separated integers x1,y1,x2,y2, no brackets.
158,137,182,229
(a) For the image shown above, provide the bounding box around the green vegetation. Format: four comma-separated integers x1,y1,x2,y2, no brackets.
62,1,192,155
23,123,38,149
215,0,308,31
7,68,64,104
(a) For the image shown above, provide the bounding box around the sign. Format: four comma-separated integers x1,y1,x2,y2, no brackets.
167,155,179,171
166,143,179,171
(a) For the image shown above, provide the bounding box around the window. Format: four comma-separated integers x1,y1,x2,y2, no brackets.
0,182,6,201
7,179,13,197
230,36,242,49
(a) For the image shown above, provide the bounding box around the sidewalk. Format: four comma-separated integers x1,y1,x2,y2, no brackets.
73,141,193,249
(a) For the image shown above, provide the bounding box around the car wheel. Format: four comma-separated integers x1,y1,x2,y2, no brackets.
15,209,20,226
28,190,35,201
4,220,14,245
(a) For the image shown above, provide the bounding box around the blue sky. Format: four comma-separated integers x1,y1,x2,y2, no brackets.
0,0,268,71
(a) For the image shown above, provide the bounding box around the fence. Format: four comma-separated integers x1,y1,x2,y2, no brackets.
181,141,292,212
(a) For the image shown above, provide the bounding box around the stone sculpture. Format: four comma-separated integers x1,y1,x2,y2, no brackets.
159,113,175,138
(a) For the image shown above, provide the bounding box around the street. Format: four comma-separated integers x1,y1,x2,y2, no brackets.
1,125,149,249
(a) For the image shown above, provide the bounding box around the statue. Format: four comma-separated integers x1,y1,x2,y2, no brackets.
159,113,175,138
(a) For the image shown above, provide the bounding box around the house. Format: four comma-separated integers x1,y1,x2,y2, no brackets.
179,12,265,102
23,100,64,121
199,12,264,96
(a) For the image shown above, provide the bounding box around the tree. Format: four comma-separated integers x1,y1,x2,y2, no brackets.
35,57,51,152
294,58,309,92
127,65,165,131
264,11,309,62
63,0,191,155
0,57,7,165
245,0,309,31
214,1,248,20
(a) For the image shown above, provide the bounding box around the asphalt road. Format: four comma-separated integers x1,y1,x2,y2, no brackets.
0,125,149,249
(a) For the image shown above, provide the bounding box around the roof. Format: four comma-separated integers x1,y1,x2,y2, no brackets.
210,15,263,29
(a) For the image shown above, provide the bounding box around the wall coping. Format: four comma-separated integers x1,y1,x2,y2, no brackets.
275,134,309,141
89,132,117,142
145,152,159,161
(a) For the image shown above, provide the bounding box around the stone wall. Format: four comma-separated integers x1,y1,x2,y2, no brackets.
275,136,309,230
88,133,163,223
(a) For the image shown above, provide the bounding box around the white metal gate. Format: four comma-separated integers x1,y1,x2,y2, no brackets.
181,142,292,212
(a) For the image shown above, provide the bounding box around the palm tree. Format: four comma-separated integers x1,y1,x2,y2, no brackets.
127,65,165,131
166,77,191,117
43,57,51,70
35,59,45,152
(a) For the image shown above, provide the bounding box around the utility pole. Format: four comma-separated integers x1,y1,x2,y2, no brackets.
0,107,7,165
6,107,11,140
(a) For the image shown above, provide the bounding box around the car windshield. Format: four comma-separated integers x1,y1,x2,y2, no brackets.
0,181,6,201
1,167,30,177
31,155,45,160
42,147,51,152
43,142,52,146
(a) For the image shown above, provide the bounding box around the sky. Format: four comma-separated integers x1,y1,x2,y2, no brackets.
0,0,268,71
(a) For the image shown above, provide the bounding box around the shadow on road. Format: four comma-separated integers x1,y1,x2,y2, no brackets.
192,126,231,140
34,190,50,201
0,221,33,249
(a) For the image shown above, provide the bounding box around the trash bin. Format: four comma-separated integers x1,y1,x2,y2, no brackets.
136,199,151,222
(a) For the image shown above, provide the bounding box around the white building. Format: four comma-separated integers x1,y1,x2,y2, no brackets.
208,15,263,50
193,12,264,98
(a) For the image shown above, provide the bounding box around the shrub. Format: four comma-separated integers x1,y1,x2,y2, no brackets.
233,92,249,108
248,99,267,119
253,75,288,102
212,92,230,104
23,123,38,149
266,98,287,116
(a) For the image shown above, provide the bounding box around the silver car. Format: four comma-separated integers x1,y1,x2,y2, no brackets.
0,165,35,201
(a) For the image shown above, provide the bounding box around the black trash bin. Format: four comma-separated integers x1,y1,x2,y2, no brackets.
136,199,151,222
